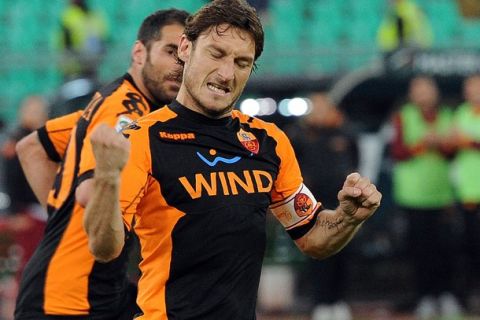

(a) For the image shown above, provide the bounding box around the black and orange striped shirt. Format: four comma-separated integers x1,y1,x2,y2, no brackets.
15,73,160,319
118,100,311,319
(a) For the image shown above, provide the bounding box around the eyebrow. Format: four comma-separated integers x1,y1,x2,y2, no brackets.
164,43,178,50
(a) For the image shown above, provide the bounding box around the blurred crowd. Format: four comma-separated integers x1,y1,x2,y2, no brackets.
1,1,480,320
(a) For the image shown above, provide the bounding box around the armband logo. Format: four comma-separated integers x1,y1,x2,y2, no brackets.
294,193,314,217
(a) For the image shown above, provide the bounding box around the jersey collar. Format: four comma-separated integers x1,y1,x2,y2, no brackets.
169,100,233,127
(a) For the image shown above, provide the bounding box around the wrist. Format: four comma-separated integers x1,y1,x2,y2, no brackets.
94,169,121,182
336,207,363,227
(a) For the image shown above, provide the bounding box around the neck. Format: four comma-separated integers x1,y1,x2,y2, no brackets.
127,67,154,103
176,85,231,119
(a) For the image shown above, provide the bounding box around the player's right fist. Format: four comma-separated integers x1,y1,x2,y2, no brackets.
90,124,131,174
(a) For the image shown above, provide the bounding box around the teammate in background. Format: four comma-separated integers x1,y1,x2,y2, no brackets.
289,92,359,320
390,76,463,319
81,1,382,318
451,74,480,313
14,9,189,319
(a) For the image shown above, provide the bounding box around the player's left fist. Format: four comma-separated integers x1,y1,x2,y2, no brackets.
337,172,382,225
90,124,131,174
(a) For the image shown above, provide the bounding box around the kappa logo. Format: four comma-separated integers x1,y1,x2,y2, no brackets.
196,149,241,167
159,131,196,141
118,92,148,117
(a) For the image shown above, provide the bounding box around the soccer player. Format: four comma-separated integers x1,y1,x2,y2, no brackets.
14,9,189,319
82,1,382,319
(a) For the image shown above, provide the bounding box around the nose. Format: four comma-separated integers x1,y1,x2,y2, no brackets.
217,59,235,82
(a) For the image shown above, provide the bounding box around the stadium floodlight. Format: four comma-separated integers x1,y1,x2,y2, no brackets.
257,98,277,116
240,98,260,116
288,97,309,117
278,99,292,117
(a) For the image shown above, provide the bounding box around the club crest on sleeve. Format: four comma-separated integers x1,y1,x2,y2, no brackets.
294,193,314,217
236,128,259,154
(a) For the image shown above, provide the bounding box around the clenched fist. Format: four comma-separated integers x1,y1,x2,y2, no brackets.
90,124,131,175
337,172,382,225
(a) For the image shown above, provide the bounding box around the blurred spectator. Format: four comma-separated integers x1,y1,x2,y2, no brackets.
58,0,109,79
1,96,48,214
450,74,480,312
0,95,49,320
458,0,480,18
390,76,463,320
377,0,433,53
289,92,359,320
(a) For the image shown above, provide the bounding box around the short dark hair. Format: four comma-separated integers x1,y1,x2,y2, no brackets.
137,9,189,50
184,0,264,62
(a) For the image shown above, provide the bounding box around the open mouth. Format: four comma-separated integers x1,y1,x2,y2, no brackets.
207,83,231,95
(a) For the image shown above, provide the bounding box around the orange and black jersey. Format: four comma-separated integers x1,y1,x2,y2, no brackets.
118,101,317,319
37,110,83,163
15,73,160,319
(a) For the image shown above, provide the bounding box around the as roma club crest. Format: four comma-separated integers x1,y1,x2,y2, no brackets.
294,193,314,217
237,128,259,154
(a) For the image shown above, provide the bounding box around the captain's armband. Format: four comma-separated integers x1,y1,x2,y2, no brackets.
269,184,323,240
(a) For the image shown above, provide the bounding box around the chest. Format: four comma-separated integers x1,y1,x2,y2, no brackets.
148,123,280,214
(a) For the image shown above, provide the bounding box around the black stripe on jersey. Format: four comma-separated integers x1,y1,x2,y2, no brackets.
70,100,103,193
37,126,62,162
87,235,135,317
286,205,324,240
98,74,126,98
14,193,75,319
77,169,94,187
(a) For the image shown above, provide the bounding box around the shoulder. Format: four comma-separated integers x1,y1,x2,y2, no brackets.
122,106,177,136
86,76,151,125
232,110,284,136
232,110,293,154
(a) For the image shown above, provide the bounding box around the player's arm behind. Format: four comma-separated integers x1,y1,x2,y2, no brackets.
82,124,130,263
16,131,59,208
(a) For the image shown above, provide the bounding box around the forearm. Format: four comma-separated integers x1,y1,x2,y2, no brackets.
16,132,58,207
295,208,362,260
83,172,125,263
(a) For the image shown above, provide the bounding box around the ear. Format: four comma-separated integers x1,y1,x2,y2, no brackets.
177,34,191,64
131,41,147,66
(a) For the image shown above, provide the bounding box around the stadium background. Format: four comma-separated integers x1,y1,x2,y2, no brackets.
1,0,480,319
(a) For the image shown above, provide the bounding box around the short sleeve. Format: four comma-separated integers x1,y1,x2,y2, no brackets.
118,123,152,231
268,128,324,240
270,129,303,203
37,110,83,162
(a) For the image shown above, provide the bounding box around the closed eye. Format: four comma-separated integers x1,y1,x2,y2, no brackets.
165,44,178,57
236,58,253,69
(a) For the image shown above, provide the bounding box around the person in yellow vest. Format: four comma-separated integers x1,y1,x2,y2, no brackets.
390,76,463,319
451,74,480,313
58,0,109,78
377,0,433,53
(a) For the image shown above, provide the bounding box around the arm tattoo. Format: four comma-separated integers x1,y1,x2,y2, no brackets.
317,217,344,230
